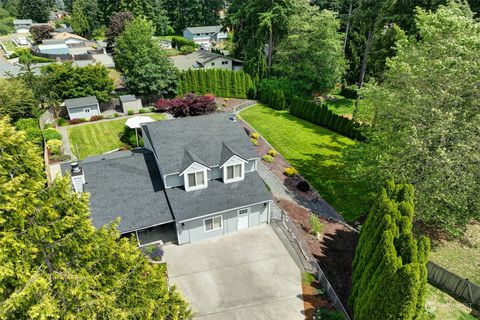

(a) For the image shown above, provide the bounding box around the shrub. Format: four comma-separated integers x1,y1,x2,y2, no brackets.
171,36,196,49
250,132,260,139
180,45,195,55
139,108,148,114
46,139,63,155
43,128,62,141
127,110,134,115
120,126,143,147
50,154,71,162
15,118,43,146
340,84,358,99
314,308,344,320
90,115,104,121
267,149,277,157
297,181,310,192
250,138,259,146
114,113,119,117
68,118,88,125
262,155,274,163
309,214,324,237
57,118,67,126
155,94,216,118
283,167,298,177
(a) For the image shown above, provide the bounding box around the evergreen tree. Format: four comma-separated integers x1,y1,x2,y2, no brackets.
0,117,192,319
350,180,430,320
17,0,52,22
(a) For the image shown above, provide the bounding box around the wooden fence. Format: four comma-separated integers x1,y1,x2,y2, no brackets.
427,261,480,310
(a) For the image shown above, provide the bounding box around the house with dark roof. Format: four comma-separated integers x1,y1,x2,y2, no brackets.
61,113,272,246
171,51,243,71
182,25,228,47
13,19,32,34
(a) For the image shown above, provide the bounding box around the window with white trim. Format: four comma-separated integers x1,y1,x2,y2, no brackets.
226,164,242,181
187,171,205,189
84,108,91,114
204,215,222,232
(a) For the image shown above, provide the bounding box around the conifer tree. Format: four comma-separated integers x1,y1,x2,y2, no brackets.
350,180,430,320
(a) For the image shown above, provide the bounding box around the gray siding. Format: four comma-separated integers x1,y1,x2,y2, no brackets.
165,174,183,188
121,100,142,113
205,57,232,70
182,29,194,41
67,104,100,120
245,160,255,172
176,202,269,244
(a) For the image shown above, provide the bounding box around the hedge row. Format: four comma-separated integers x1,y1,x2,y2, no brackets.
289,96,366,140
258,81,285,110
171,36,196,49
178,69,253,98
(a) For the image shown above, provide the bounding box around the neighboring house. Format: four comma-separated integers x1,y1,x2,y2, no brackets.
53,32,88,45
171,51,243,71
37,43,69,55
64,96,101,120
120,95,142,113
160,39,172,50
54,26,74,33
61,113,272,246
182,26,228,47
13,19,32,33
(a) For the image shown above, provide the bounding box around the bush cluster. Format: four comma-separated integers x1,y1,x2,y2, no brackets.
262,155,274,163
139,108,149,114
283,167,298,177
90,115,105,121
309,214,323,237
267,149,277,157
43,128,62,141
155,94,216,118
178,69,253,99
340,84,358,99
180,45,195,55
289,96,366,141
171,36,196,50
120,126,143,147
250,132,260,140
15,118,43,147
258,81,285,110
46,139,63,155
250,138,259,146
57,118,67,126
68,118,88,125
314,308,345,320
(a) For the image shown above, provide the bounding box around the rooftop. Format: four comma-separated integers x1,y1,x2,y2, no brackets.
13,19,32,25
142,113,258,175
170,51,241,71
120,95,139,103
61,150,174,233
65,96,98,108
165,172,271,222
183,25,223,34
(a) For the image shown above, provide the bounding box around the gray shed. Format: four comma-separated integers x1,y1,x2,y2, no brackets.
120,95,142,114
65,96,101,120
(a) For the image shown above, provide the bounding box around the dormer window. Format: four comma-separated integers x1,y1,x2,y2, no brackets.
187,171,206,189
226,163,243,182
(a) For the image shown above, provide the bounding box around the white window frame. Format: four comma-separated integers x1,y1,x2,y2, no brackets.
185,170,207,191
203,215,223,233
224,163,244,183
84,107,91,114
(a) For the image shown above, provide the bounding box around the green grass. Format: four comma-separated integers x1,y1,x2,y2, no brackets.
1,40,16,51
429,223,480,284
426,284,478,319
326,95,355,116
68,114,166,159
240,104,371,221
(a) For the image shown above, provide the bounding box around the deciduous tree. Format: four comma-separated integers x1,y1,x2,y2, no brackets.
16,0,52,22
105,11,133,47
30,24,54,44
0,78,37,121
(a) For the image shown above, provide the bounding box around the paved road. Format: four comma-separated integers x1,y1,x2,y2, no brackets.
164,225,304,320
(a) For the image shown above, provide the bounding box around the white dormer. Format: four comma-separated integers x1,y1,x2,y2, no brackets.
180,162,210,192
220,155,247,184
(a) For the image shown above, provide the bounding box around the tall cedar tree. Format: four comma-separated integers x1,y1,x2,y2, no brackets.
0,117,192,319
106,11,134,47
350,180,430,319
16,0,52,22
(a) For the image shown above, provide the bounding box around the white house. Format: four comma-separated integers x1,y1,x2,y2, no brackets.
13,19,32,34
64,96,101,120
182,26,228,47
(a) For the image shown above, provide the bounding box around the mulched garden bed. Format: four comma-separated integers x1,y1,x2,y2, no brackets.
302,277,335,320
216,97,249,113
278,199,359,315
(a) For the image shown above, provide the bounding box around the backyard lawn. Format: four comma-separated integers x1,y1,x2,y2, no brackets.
240,104,371,221
426,284,478,320
68,114,166,159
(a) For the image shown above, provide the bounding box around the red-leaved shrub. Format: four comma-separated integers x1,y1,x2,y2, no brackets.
155,94,216,118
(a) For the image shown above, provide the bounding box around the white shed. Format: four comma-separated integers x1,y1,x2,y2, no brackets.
65,96,101,120
120,95,142,114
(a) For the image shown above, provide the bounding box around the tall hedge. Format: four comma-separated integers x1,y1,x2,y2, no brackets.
258,81,286,110
287,96,365,140
178,69,252,98
350,180,430,320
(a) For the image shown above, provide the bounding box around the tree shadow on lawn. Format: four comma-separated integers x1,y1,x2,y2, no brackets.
315,228,359,317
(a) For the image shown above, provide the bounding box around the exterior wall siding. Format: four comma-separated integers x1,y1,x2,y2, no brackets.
205,57,232,70
67,104,100,120
176,202,270,244
121,100,142,113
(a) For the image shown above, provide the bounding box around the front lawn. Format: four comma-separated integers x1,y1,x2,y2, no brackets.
426,284,477,320
240,104,371,221
1,40,16,51
68,114,166,159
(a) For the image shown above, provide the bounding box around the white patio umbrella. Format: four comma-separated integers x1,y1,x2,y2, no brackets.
125,116,155,147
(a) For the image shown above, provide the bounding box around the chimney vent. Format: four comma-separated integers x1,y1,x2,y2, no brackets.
71,162,81,174
70,162,85,192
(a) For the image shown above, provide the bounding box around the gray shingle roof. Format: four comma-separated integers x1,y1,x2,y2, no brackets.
13,19,32,25
180,148,208,174
61,150,174,233
119,95,138,103
219,142,246,167
183,25,223,34
142,113,258,174
170,51,242,71
65,96,98,108
165,172,272,222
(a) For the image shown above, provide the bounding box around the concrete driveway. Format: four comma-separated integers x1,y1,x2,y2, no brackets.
163,224,304,319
